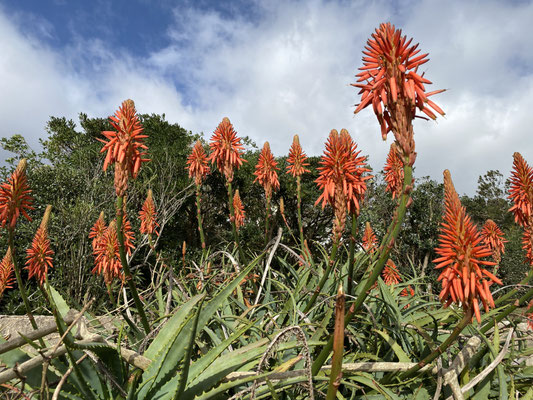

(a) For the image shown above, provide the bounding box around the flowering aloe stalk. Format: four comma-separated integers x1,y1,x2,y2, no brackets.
314,22,445,374
254,142,280,246
0,249,14,300
287,135,310,251
480,219,507,273
208,118,245,256
100,100,150,334
382,259,401,286
400,170,501,379
26,205,54,286
0,159,39,331
187,141,210,252
308,129,370,309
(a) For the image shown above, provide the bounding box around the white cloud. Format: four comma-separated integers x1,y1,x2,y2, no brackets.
0,0,532,195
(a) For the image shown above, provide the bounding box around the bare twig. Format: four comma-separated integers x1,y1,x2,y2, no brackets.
253,228,282,307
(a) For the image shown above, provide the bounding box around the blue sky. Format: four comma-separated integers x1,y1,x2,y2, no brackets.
0,0,532,194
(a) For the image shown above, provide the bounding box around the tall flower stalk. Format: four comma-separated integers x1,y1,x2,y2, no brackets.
401,170,501,379
26,205,54,286
254,142,280,246
99,100,150,334
305,129,369,313
187,141,210,252
0,249,14,299
0,159,39,331
286,135,310,251
208,117,245,257
314,22,445,374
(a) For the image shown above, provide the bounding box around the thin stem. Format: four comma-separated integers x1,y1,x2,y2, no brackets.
347,213,358,296
8,228,39,332
312,163,413,375
116,196,151,335
264,194,271,247
399,307,474,380
297,176,304,248
195,184,207,254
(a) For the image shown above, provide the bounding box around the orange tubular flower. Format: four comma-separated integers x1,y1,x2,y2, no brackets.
26,206,54,285
382,259,401,285
508,152,533,228
0,159,34,229
139,189,159,236
99,100,149,196
353,23,444,166
384,143,404,199
480,219,507,264
362,222,378,253
315,130,371,212
187,141,211,186
93,221,122,282
208,117,245,183
523,225,533,266
89,212,106,250
434,170,501,323
286,135,310,177
233,190,245,230
254,142,280,199
0,249,14,298
122,214,135,256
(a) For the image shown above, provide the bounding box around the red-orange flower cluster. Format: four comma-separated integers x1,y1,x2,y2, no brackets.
315,129,371,214
99,100,149,196
187,141,211,186
26,206,54,285
89,212,106,250
353,23,444,129
286,135,310,178
0,249,14,298
139,189,159,236
208,117,245,183
353,23,444,167
508,152,533,228
384,143,404,199
93,221,122,284
254,142,280,200
233,190,245,230
480,219,507,264
382,259,401,285
362,222,378,253
0,159,34,229
434,170,501,323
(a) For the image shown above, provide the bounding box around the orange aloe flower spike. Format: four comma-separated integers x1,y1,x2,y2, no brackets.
233,190,245,230
93,221,122,282
207,117,245,183
362,221,378,253
0,159,34,229
384,143,404,199
254,142,280,199
433,170,501,323
286,135,310,177
382,259,401,286
99,100,149,196
353,23,444,166
139,189,159,236
508,152,533,228
187,141,211,186
480,219,507,264
0,249,15,298
26,205,54,285
89,211,106,250
523,225,533,266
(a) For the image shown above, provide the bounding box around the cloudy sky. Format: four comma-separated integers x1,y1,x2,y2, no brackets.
0,0,532,194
